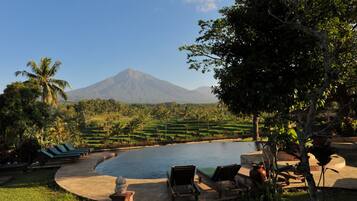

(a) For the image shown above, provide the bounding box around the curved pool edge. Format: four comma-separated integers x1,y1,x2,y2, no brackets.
54,150,169,201
96,137,245,153
54,145,357,201
53,148,252,201
55,151,118,201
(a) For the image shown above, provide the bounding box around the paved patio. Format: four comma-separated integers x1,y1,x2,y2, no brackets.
55,143,357,201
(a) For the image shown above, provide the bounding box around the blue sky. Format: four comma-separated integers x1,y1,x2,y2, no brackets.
0,0,233,92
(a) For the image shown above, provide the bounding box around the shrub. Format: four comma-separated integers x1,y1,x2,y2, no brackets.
0,149,16,165
16,138,41,164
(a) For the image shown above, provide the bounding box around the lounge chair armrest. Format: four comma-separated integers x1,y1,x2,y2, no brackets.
167,171,171,181
192,182,201,194
236,182,251,191
277,165,295,173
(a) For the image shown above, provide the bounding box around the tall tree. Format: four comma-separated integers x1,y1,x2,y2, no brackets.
0,82,51,146
15,57,70,106
180,0,356,200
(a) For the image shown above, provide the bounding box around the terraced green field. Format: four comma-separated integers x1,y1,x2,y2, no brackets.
82,119,254,148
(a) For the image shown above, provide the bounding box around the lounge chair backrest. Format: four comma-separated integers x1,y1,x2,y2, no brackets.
212,164,241,182
48,147,62,155
64,143,75,151
236,173,256,189
39,149,54,158
55,145,68,153
170,165,196,186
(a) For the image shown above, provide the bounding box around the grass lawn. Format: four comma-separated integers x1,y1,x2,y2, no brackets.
0,168,83,201
284,189,357,201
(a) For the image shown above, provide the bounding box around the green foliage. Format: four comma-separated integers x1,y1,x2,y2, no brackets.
283,189,357,201
181,0,321,115
181,1,355,200
15,138,41,164
83,119,253,148
254,180,289,201
264,115,298,151
180,0,356,135
0,82,51,147
15,57,70,106
73,100,255,147
309,137,335,167
338,117,357,136
42,116,83,147
0,80,82,151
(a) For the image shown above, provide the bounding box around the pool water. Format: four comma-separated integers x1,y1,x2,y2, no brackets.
95,141,258,179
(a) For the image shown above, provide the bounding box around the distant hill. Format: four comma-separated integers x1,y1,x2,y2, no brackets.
192,86,215,96
67,68,218,104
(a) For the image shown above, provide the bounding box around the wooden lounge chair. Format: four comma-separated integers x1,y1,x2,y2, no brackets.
197,164,241,198
262,147,305,186
37,149,80,165
167,165,200,201
235,173,257,196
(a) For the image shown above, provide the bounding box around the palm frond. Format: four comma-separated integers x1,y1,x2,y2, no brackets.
15,70,39,79
50,78,70,89
18,57,70,106
26,60,41,75
23,79,40,86
48,60,62,76
49,88,59,106
50,84,68,101
40,57,52,75
58,88,68,101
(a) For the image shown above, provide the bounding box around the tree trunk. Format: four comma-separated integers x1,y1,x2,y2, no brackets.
297,130,319,201
252,113,260,140
300,143,318,200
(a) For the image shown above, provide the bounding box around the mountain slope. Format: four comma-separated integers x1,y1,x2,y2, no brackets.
192,86,215,96
67,69,217,104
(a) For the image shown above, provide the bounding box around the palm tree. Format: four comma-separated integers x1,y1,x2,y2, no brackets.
15,57,70,106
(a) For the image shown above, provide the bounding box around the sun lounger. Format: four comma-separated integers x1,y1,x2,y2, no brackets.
37,149,80,165
47,147,81,157
54,144,87,156
262,146,305,186
63,143,92,154
167,165,200,201
235,173,256,193
197,164,241,198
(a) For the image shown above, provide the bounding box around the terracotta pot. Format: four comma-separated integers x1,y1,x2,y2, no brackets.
249,164,267,184
110,191,135,201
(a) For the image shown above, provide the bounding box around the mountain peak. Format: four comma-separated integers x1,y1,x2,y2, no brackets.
115,68,148,80
67,69,218,104
122,68,136,73
118,68,139,75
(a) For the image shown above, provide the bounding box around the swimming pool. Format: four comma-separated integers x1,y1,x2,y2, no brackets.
95,141,258,179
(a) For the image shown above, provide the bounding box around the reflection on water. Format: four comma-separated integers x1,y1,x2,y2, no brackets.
96,141,257,179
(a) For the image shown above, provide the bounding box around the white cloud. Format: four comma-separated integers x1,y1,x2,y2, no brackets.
184,0,219,12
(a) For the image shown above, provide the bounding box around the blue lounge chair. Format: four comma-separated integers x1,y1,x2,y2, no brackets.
63,143,92,154
47,147,81,157
37,149,80,165
54,144,87,156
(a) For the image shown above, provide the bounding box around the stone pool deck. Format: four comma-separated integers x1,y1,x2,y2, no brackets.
56,143,357,201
